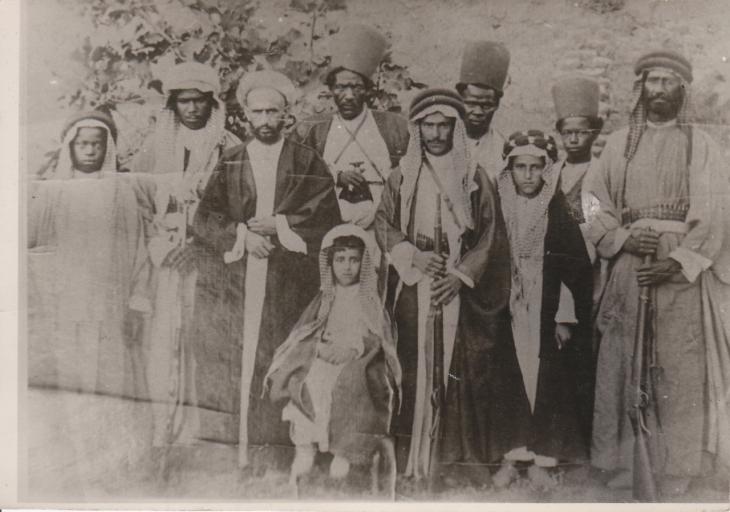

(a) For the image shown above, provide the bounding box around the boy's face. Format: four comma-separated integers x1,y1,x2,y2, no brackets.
71,127,107,173
332,247,363,287
558,116,597,161
510,154,546,198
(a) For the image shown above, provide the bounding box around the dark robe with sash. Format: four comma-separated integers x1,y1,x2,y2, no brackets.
375,164,529,477
188,137,341,464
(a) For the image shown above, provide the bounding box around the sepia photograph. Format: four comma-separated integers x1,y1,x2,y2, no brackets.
13,0,730,507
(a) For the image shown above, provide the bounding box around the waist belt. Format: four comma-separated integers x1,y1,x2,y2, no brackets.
415,233,450,256
621,203,689,225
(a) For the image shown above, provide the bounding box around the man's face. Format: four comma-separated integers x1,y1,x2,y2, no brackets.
71,127,107,173
510,154,546,198
420,112,455,156
331,70,368,121
460,84,500,139
174,89,214,130
244,88,287,144
643,69,683,121
559,116,598,161
331,247,363,287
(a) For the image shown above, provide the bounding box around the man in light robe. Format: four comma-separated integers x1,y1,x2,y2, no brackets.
189,70,341,471
294,24,409,267
130,62,241,451
27,111,155,496
455,40,510,184
375,89,525,487
586,49,730,496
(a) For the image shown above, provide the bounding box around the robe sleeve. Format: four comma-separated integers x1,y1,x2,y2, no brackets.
553,194,594,338
191,161,238,255
454,168,500,285
124,173,157,312
374,170,408,253
374,170,424,285
583,130,632,259
128,134,157,175
668,130,727,283
27,180,59,250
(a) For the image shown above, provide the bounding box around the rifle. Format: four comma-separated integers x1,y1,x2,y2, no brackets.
628,253,663,501
427,195,445,490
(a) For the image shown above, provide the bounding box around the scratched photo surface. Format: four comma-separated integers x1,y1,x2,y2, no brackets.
21,0,730,505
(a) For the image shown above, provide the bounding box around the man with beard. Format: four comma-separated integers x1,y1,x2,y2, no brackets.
586,49,730,496
375,89,524,488
455,40,510,183
295,24,408,266
189,70,341,471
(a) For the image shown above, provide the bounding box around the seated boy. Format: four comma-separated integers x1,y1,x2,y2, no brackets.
265,224,401,484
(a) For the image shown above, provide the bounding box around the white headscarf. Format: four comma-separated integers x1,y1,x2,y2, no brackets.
153,63,228,203
52,119,118,179
399,104,474,232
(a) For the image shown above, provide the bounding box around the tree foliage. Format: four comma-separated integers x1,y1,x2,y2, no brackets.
56,0,420,162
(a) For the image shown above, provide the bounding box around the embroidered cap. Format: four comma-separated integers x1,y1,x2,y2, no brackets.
502,130,559,163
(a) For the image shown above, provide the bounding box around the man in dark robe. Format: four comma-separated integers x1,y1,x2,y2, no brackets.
374,88,526,487
189,70,341,471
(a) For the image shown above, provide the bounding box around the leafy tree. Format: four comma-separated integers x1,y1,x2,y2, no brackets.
55,0,420,164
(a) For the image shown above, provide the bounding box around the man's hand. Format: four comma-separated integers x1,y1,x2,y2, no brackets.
246,231,275,259
413,250,446,279
555,323,573,350
317,343,359,365
431,274,462,306
123,309,145,346
637,258,682,286
337,170,367,189
162,245,197,275
248,216,277,236
623,228,660,256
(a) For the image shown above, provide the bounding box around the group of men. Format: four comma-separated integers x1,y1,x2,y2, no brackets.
27,22,730,499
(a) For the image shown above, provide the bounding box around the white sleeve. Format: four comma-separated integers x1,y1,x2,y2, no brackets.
389,241,424,286
275,214,307,254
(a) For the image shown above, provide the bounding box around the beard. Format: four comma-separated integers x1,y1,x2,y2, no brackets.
644,92,683,120
251,122,284,144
